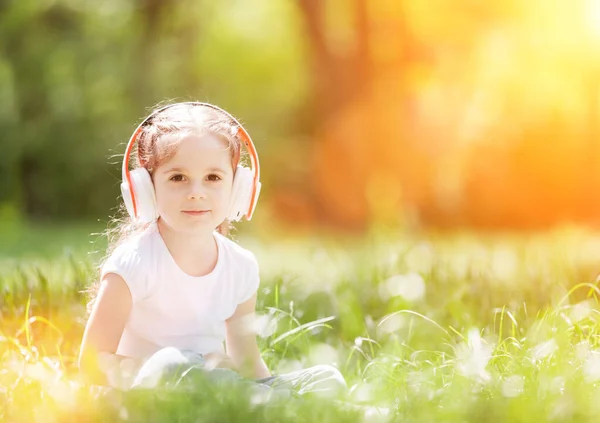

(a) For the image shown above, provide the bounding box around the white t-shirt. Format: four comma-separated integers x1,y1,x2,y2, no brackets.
100,222,260,360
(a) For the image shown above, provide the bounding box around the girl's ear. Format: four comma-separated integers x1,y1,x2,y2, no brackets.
228,165,255,221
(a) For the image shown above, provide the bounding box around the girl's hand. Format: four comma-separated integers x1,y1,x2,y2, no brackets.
204,352,237,372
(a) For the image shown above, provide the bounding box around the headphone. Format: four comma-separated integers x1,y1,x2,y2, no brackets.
120,102,261,223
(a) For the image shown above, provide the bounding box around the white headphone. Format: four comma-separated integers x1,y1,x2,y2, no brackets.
120,102,261,223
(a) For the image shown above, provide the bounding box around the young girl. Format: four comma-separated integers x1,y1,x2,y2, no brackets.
78,102,346,397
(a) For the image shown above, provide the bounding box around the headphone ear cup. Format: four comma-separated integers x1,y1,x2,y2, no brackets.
121,179,136,219
228,165,255,221
248,180,261,219
120,168,158,223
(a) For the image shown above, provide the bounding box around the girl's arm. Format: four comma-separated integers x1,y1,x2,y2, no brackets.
225,293,271,379
78,273,136,386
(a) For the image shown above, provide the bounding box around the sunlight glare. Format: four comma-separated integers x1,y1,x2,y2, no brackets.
587,0,600,40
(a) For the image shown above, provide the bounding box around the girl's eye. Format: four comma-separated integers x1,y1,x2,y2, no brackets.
206,174,222,182
170,174,185,182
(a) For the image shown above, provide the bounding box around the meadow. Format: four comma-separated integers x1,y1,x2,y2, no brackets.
3,222,600,422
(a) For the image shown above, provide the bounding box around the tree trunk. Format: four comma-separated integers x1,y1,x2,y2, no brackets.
296,0,371,122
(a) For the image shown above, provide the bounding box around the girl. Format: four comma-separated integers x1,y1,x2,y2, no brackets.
78,102,346,397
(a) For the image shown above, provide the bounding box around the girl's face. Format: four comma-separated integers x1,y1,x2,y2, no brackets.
152,133,234,235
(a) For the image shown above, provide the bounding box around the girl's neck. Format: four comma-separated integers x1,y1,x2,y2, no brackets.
156,218,218,277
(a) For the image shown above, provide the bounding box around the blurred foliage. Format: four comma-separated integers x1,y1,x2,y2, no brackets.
294,0,600,230
0,0,307,220
2,0,600,231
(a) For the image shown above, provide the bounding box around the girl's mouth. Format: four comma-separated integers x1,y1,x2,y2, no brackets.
182,210,210,216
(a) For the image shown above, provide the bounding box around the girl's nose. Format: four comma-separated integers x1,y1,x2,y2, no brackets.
188,182,207,200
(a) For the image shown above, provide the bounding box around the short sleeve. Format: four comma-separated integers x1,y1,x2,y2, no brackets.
100,246,148,303
237,252,260,305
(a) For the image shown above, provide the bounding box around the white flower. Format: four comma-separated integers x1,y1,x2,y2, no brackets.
501,375,524,397
569,301,593,324
575,340,591,361
351,382,377,403
583,352,600,383
455,329,492,381
529,339,558,362
377,313,407,336
380,273,426,302
308,343,340,366
252,313,278,338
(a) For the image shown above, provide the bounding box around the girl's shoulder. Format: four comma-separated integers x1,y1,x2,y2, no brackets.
101,224,161,302
109,224,159,261
214,233,258,270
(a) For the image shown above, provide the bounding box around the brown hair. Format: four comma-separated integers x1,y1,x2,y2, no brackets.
85,103,248,310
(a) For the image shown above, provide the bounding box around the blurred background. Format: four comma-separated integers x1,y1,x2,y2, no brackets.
2,0,600,256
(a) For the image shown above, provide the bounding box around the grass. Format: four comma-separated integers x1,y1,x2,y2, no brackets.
2,223,600,422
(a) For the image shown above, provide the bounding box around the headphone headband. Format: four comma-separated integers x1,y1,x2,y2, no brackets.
122,102,261,220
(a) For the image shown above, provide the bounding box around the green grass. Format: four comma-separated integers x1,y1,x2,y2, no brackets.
2,224,600,422
0,216,106,259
